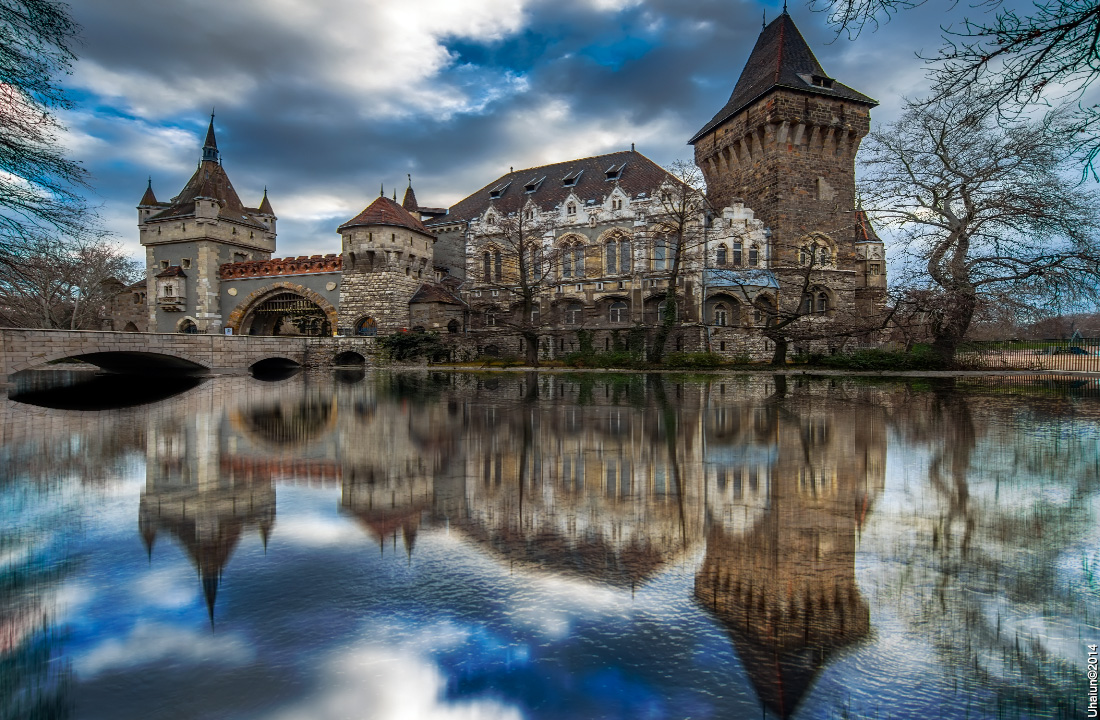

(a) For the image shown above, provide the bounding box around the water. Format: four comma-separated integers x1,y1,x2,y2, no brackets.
1,370,1097,720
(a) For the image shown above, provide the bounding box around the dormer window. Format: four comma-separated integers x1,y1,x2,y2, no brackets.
566,202,577,215
604,163,625,180
611,197,623,211
488,180,511,199
562,170,583,187
811,74,834,88
524,177,545,193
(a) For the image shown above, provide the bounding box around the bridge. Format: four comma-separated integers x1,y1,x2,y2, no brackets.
0,328,378,380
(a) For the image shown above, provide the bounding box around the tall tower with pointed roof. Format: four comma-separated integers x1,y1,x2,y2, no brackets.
690,12,884,313
138,116,277,333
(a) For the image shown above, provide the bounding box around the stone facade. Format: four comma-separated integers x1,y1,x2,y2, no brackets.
115,12,885,357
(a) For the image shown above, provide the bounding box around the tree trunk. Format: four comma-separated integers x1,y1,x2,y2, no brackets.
650,287,677,363
769,336,788,365
524,332,540,367
931,291,977,367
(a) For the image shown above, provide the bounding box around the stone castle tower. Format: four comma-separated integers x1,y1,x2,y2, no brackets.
336,191,436,335
690,12,886,314
138,116,276,333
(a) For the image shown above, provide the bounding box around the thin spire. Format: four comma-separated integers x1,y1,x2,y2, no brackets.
202,110,218,163
407,173,412,188
392,188,397,201
380,182,384,197
762,10,766,29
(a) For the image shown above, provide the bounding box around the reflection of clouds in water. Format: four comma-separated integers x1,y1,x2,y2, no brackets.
132,567,199,609
75,621,254,677
273,513,365,548
266,628,522,720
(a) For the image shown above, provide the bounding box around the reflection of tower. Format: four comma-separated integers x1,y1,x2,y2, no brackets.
695,394,885,718
139,412,276,622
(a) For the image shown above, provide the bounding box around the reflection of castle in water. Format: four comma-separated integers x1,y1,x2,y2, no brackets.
136,373,885,713
696,389,885,718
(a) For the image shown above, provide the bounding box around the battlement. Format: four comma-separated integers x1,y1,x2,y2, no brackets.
219,254,342,280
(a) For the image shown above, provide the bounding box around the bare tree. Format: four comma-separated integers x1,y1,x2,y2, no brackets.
809,0,1100,175
0,234,138,329
860,94,1100,363
647,160,709,363
0,0,94,247
469,205,562,365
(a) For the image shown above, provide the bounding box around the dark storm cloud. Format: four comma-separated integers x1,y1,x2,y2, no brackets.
63,0,949,256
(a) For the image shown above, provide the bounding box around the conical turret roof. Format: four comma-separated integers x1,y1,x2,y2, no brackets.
402,179,419,213
339,194,429,234
258,188,274,216
139,178,158,207
689,12,876,144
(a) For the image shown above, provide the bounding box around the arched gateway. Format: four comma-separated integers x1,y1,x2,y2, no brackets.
229,284,338,337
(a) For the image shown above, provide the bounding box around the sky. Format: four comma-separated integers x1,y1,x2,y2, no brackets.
61,0,957,262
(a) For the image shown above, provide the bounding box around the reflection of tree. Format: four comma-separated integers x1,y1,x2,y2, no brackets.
695,385,885,718
875,384,1097,716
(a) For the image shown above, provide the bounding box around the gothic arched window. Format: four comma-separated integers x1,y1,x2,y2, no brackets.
609,301,628,324
606,239,618,274
714,303,728,326
716,244,728,266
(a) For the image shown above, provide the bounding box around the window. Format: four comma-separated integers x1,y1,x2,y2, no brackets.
524,177,544,193
573,244,585,276
609,301,628,323
655,237,666,270
494,250,502,282
604,163,625,180
447,319,460,333
612,198,623,211
748,245,759,266
733,242,743,266
816,291,829,314
800,246,811,265
525,209,534,220
620,239,631,273
356,317,378,336
801,293,814,314
567,202,577,216
181,258,191,269
606,240,617,274
869,262,881,275
562,250,573,278
160,260,169,270
562,170,582,186
819,247,831,266
657,300,675,322
564,302,583,325
163,283,175,298
485,311,496,327
179,319,198,334
531,307,540,323
483,251,492,281
714,303,728,326
716,244,728,266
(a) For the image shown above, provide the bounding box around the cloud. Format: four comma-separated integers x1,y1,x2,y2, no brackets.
75,621,254,678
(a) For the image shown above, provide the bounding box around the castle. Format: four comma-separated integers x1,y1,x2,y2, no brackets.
113,12,886,360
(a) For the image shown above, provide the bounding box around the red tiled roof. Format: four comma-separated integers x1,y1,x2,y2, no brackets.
156,265,187,278
854,209,881,242
690,13,877,144
339,195,430,234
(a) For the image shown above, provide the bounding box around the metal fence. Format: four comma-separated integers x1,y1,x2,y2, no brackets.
957,338,1100,372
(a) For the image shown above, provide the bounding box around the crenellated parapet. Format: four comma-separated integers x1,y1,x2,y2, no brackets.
219,254,342,280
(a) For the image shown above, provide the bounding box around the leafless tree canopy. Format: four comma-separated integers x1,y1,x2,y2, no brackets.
0,0,92,246
860,94,1100,360
0,236,140,329
809,0,1100,175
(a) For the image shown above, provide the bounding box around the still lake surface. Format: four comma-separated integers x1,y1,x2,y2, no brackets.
1,370,1097,720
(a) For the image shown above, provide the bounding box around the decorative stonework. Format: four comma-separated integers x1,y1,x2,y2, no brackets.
219,254,342,280
224,281,339,334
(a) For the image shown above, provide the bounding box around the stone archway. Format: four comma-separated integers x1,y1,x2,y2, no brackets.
226,282,338,336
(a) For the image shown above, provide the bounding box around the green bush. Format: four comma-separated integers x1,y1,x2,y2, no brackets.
377,331,447,362
664,352,724,369
817,344,944,371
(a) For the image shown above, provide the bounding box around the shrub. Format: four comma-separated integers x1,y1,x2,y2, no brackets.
377,331,447,362
817,344,944,371
664,352,724,369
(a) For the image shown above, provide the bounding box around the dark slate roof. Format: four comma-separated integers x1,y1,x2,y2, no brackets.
156,265,187,278
339,195,430,234
854,209,881,242
689,13,877,144
139,178,158,207
147,160,268,230
409,283,466,306
428,150,673,226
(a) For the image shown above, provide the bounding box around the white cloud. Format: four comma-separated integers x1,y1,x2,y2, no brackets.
75,621,254,677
